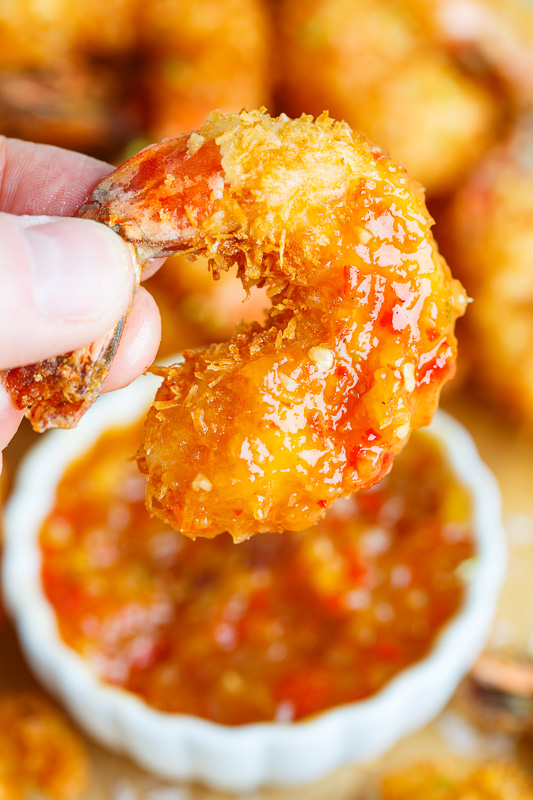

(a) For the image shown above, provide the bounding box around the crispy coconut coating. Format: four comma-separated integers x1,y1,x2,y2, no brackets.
78,109,466,540
442,119,533,424
380,762,533,799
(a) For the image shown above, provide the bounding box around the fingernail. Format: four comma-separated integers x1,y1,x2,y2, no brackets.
24,217,134,321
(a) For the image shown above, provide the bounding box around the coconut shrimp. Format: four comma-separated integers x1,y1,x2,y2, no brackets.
380,762,533,799
464,650,533,733
441,117,533,424
0,692,88,800
278,0,498,197
0,0,141,155
0,63,134,154
58,108,461,541
138,0,272,141
0,0,271,156
406,0,533,106
4,110,465,538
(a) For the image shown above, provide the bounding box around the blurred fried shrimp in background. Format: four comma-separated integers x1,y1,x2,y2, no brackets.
0,692,88,800
406,0,533,106
278,0,499,196
464,649,533,734
139,0,271,141
380,761,533,799
0,0,272,158
441,118,533,425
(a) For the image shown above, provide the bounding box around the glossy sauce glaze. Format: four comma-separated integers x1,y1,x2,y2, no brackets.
132,111,466,540
41,423,474,725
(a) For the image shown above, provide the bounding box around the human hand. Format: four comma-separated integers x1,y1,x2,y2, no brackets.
0,137,162,473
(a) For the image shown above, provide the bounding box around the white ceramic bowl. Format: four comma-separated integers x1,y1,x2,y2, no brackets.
2,372,506,792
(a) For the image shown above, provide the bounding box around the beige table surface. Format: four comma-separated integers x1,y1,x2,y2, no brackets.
2,389,533,799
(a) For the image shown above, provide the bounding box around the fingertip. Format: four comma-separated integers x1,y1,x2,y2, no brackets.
141,257,167,282
102,286,162,393
0,382,24,452
0,214,137,369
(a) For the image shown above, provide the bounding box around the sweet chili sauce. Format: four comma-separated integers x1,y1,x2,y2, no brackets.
41,422,474,725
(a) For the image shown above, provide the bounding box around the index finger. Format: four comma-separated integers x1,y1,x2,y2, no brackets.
0,136,112,216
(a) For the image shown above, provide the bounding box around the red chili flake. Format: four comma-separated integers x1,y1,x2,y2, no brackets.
249,589,269,612
322,594,344,615
343,264,352,296
379,309,394,329
347,557,367,583
374,639,404,663
376,452,394,483
419,357,455,386
41,570,88,615
131,638,170,671
363,427,380,442
348,445,362,468
274,668,334,719
343,263,364,296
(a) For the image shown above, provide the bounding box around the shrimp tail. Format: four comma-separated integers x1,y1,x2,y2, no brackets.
1,304,132,432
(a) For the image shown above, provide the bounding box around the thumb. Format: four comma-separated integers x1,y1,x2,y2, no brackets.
0,212,135,370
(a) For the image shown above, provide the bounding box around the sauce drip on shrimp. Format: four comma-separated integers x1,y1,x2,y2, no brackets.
82,110,465,540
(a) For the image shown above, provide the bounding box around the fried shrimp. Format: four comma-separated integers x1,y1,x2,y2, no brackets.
380,762,533,800
0,0,271,156
0,692,88,800
406,0,533,106
441,118,533,424
278,0,498,196
65,109,462,540
4,110,465,537
139,0,271,141
465,650,533,733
